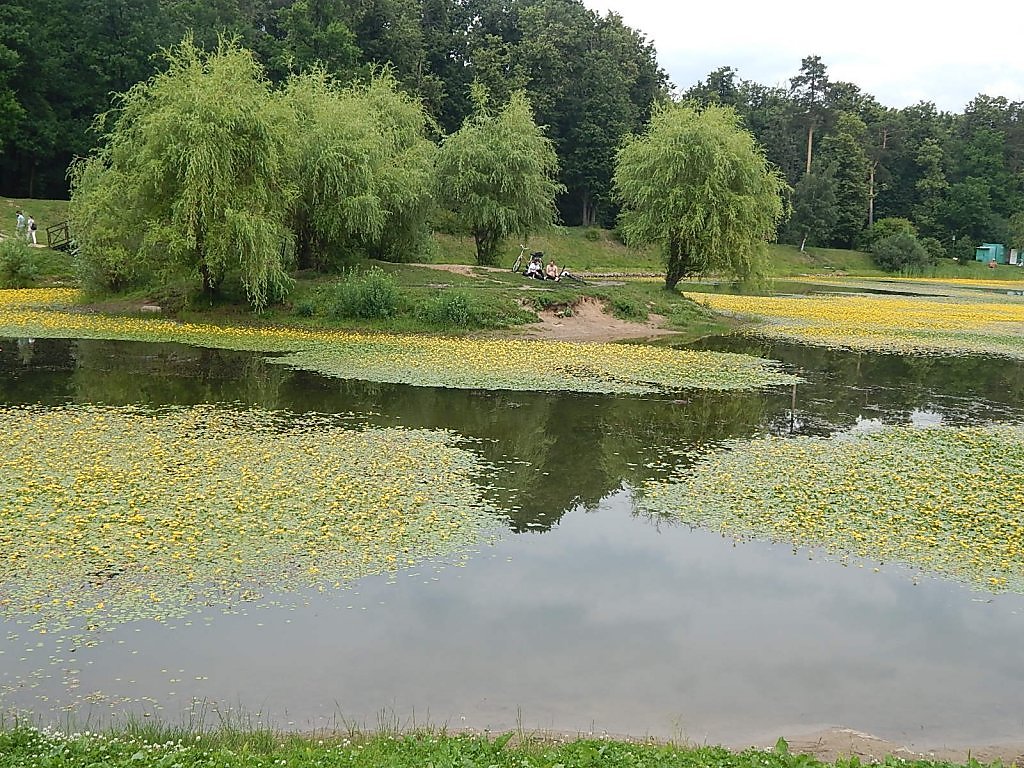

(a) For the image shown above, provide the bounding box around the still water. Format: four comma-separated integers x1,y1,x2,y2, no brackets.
1,336,1023,747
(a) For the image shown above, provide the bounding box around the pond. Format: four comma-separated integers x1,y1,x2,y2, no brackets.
1,336,1023,748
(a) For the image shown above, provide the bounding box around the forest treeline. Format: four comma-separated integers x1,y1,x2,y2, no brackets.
1,0,1023,253
0,0,663,229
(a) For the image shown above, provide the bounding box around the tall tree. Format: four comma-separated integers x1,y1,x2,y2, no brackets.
276,0,360,77
614,102,787,289
818,112,870,247
789,55,830,175
786,171,838,251
435,88,563,265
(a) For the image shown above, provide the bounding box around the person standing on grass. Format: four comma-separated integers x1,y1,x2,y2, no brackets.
16,210,25,238
27,215,37,244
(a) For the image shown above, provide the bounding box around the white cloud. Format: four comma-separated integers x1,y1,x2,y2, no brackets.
582,0,1024,111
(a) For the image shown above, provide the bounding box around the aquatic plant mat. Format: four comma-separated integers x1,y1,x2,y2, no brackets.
0,404,505,637
0,289,797,393
687,282,1024,358
639,424,1024,593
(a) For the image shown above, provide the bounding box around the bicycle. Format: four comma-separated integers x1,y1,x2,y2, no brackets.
511,244,527,273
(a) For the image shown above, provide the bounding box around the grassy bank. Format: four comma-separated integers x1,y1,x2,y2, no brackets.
0,197,69,241
0,727,1001,768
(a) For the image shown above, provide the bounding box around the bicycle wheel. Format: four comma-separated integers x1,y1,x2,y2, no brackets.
512,254,523,272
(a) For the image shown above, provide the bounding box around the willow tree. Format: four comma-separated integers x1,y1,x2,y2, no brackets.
285,69,437,268
69,36,297,309
435,88,563,266
614,102,788,289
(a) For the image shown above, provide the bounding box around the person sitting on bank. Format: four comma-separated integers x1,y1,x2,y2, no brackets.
524,257,543,278
545,259,560,281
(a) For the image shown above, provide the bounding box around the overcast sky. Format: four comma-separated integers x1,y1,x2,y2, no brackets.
582,0,1024,113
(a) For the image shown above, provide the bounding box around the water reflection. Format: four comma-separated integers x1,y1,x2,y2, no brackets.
3,336,1024,744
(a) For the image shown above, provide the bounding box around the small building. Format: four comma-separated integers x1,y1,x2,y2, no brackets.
975,242,1007,264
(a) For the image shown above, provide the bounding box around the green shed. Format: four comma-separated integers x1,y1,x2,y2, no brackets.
975,243,1007,264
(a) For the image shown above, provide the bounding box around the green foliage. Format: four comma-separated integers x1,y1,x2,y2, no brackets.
0,237,39,287
435,89,564,266
817,112,870,248
415,290,485,328
1008,211,1024,251
614,102,788,289
276,0,360,76
786,171,838,249
919,236,948,263
69,36,297,310
864,217,917,248
872,232,934,273
609,294,648,321
328,266,401,319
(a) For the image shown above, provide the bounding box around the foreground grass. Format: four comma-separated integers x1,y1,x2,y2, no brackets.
0,727,1000,768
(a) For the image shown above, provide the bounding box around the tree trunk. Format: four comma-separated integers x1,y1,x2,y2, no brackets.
800,234,807,252
665,233,687,290
581,191,595,227
805,124,815,175
868,163,876,228
196,227,220,300
473,229,498,266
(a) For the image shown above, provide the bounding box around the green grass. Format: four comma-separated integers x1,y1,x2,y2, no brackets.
431,227,665,273
766,243,880,276
0,197,70,242
0,726,1000,768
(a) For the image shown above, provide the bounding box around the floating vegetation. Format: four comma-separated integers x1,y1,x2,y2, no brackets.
687,289,1024,358
0,289,798,393
638,424,1024,593
0,403,505,635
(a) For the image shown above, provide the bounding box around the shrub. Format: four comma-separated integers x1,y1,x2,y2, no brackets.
583,227,602,242
292,298,316,317
328,266,400,320
417,291,473,327
872,233,935,273
919,236,948,263
862,217,917,250
0,239,41,288
609,295,648,321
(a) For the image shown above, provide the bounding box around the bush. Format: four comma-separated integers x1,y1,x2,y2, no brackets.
328,267,400,320
292,298,316,317
609,295,648,321
872,233,935,274
417,291,474,327
0,239,41,288
919,236,948,263
583,227,602,242
862,217,917,250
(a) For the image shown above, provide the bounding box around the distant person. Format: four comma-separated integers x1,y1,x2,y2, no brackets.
26,215,37,245
545,259,560,281
15,210,25,238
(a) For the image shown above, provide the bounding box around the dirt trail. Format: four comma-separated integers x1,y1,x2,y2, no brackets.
421,264,677,343
516,295,674,343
